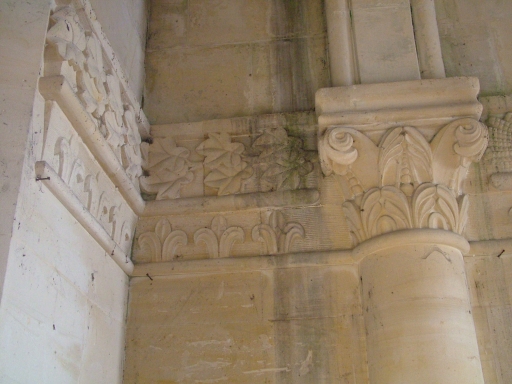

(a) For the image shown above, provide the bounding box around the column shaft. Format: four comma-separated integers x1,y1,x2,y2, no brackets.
411,0,446,79
358,231,484,383
325,0,357,86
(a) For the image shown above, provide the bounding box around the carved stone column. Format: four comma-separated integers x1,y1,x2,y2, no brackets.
317,77,488,383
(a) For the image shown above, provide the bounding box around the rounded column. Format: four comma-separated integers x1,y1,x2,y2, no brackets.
355,229,484,384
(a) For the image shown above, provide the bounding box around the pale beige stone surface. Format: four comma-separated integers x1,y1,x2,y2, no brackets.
466,255,512,384
352,1,421,83
124,271,277,383
144,0,330,124
124,262,367,383
0,0,52,302
435,0,512,95
361,237,483,383
0,0,147,382
89,0,149,99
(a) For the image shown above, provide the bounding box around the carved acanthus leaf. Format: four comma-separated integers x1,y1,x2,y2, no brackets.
318,127,378,198
431,118,488,195
322,120,488,198
194,216,244,258
342,183,469,246
138,218,188,262
196,133,253,195
379,127,432,195
252,211,304,255
141,138,196,200
253,128,315,192
361,186,412,239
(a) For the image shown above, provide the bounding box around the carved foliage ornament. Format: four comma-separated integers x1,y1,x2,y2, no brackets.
252,128,315,192
483,112,512,174
137,212,305,262
141,128,316,200
45,4,143,187
140,138,197,199
195,133,253,196
319,119,488,245
52,135,134,252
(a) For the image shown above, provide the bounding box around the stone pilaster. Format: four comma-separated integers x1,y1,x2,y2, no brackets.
316,77,488,383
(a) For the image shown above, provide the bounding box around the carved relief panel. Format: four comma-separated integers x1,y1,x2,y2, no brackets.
140,113,319,200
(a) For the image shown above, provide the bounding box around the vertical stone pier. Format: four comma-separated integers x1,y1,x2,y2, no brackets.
317,73,488,381
356,230,482,383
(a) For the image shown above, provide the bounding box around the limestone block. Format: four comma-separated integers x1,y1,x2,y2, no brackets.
124,271,275,383
465,192,512,242
352,1,420,83
0,172,128,382
465,255,512,383
436,0,512,95
144,0,329,124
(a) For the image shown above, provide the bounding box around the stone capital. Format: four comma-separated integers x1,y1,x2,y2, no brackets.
316,77,488,245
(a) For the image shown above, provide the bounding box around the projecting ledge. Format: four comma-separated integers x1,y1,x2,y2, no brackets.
141,189,320,217
132,249,354,277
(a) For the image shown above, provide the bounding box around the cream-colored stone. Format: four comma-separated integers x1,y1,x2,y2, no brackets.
465,255,512,383
352,4,420,83
124,271,276,383
436,0,512,95
360,232,484,383
144,0,329,124
0,0,143,381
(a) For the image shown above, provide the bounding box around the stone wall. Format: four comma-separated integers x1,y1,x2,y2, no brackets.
0,0,148,382
144,0,330,124
436,0,512,96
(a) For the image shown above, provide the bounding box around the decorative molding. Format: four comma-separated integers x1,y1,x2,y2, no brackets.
252,211,305,255
141,189,320,217
135,210,309,263
138,218,188,262
320,119,487,198
40,2,147,214
320,119,487,246
194,216,245,258
40,102,136,254
140,127,317,200
35,162,134,275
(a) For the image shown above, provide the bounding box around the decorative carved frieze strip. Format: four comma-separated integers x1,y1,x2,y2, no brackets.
41,1,147,214
138,218,187,263
135,211,306,263
40,102,137,255
39,76,146,214
252,211,305,255
35,161,134,275
141,126,318,200
194,216,245,259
